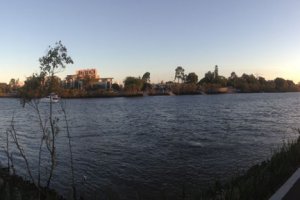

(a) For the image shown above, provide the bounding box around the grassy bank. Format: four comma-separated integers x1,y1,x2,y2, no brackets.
200,134,300,200
0,168,64,200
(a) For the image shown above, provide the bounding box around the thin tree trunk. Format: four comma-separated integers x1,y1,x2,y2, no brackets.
47,97,56,188
9,115,37,188
30,101,48,188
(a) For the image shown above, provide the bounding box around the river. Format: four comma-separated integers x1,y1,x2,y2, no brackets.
0,93,300,199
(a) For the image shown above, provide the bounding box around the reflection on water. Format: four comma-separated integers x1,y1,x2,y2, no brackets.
0,93,300,199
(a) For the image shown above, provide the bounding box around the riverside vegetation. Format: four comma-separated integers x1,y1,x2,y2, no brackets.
200,130,300,200
1,65,300,98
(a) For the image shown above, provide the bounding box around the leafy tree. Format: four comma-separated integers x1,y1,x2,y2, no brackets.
7,78,20,93
214,65,219,79
200,65,227,86
142,83,152,92
39,41,73,75
217,76,228,87
124,76,143,93
142,72,150,83
44,76,62,94
233,73,254,92
227,72,238,87
241,74,257,84
264,80,276,92
200,71,214,84
5,42,79,200
258,76,267,85
21,41,73,101
141,72,151,91
112,83,121,91
235,77,248,92
39,41,73,94
19,41,74,190
0,83,9,94
9,78,18,88
19,74,44,100
274,77,287,91
230,72,237,80
9,78,16,86
39,41,73,188
174,66,185,83
186,72,198,84
286,80,298,91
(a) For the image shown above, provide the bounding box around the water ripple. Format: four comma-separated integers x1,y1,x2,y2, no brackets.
0,93,300,199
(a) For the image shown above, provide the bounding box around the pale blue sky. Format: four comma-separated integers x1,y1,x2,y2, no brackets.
1,0,300,84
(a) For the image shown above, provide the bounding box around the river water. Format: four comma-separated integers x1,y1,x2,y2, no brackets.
0,93,300,199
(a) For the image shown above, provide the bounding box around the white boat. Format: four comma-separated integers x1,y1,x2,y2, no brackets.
40,93,60,103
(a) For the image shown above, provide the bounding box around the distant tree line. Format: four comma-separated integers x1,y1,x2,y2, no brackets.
168,65,299,94
0,78,20,96
198,65,299,93
1,65,300,97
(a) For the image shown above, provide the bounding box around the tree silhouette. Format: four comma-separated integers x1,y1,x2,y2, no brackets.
186,72,198,84
174,66,185,83
142,72,150,83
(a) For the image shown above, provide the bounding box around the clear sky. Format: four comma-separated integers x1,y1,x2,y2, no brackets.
1,0,300,84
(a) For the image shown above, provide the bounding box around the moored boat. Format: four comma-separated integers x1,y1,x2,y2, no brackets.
40,93,60,103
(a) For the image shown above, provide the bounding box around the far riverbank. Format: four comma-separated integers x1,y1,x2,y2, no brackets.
2,89,300,100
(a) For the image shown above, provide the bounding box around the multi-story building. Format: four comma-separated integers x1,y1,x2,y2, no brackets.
65,75,78,89
76,69,99,80
99,78,114,89
64,68,113,90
